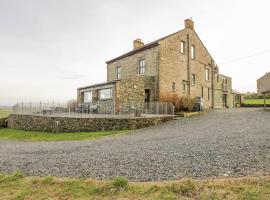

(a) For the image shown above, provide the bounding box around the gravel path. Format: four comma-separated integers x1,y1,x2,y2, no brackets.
0,108,270,181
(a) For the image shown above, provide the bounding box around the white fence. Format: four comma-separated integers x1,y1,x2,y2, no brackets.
12,101,175,117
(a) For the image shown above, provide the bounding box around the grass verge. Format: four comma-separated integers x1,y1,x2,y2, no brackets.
1,172,270,200
243,99,270,105
0,128,128,141
0,108,12,118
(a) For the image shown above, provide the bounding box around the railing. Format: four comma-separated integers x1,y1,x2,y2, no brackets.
12,101,175,117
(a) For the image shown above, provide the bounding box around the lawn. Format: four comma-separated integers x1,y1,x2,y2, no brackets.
1,172,270,200
243,98,270,105
0,108,12,118
0,128,127,141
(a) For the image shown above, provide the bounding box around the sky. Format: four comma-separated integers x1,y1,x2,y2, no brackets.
0,0,270,106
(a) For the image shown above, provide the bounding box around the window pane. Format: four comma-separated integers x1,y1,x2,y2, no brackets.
172,82,176,91
192,74,195,85
191,45,195,59
99,88,112,100
116,66,121,79
180,41,184,53
139,59,145,74
84,91,92,103
206,68,210,81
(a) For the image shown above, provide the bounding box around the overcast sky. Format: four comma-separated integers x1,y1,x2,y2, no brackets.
1,0,270,106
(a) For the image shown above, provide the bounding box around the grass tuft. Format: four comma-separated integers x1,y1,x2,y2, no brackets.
0,173,270,199
112,177,128,191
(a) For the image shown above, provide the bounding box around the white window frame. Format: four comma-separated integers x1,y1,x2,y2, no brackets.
191,45,195,59
205,68,210,81
180,41,185,54
138,59,145,75
191,74,196,85
116,66,121,79
83,91,92,103
98,88,113,100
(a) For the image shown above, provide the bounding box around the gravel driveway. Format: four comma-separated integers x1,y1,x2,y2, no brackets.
0,108,270,181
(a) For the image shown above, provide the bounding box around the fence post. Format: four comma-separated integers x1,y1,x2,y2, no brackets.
69,104,71,117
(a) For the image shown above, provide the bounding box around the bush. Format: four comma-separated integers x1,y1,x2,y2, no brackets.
0,117,8,128
160,92,196,112
112,177,128,190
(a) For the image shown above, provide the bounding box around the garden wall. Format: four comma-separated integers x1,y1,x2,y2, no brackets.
8,114,173,132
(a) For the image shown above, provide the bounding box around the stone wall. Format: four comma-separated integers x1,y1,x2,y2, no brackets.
0,117,8,128
116,76,158,110
8,114,173,133
158,28,214,110
257,72,270,94
213,74,233,108
107,46,159,82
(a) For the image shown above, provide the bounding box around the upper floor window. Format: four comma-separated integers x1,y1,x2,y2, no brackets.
180,41,185,54
191,45,195,59
98,88,112,100
83,91,92,103
139,59,145,74
223,78,228,84
217,75,219,83
116,66,121,79
205,68,210,81
191,74,196,85
172,82,176,91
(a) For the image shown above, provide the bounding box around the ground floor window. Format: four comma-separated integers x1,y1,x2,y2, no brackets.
172,82,176,91
98,88,113,100
83,91,92,103
208,88,210,100
201,87,204,98
182,82,186,92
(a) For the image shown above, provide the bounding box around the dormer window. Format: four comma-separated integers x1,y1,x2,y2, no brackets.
139,59,145,75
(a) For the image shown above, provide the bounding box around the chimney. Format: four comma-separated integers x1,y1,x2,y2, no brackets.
133,39,144,50
185,19,194,30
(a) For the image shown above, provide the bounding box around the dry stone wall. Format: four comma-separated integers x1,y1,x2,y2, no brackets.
8,114,173,133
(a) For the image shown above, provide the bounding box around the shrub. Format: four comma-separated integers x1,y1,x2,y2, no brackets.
181,97,196,112
112,177,128,190
160,92,196,112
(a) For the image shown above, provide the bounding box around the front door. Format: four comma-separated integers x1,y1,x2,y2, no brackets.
223,94,227,108
144,89,150,103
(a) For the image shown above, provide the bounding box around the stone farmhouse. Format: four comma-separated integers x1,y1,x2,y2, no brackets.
257,72,270,95
77,19,238,111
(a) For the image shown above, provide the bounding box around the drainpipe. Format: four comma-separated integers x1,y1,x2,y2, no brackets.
211,62,215,109
187,34,191,96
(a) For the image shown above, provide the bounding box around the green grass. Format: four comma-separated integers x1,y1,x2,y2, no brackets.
1,172,270,200
0,128,127,141
243,98,270,105
0,108,12,118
